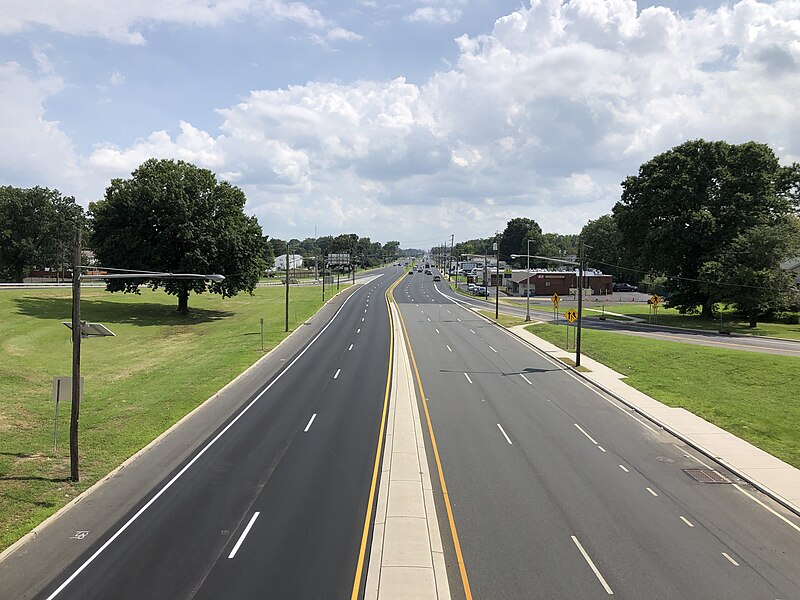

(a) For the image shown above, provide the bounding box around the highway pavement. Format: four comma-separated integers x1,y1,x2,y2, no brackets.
395,269,800,599
27,266,403,600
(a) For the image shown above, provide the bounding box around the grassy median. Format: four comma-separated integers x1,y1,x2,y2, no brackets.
0,283,346,551
526,322,800,469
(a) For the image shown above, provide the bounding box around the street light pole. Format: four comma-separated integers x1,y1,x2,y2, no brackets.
526,239,531,322
576,239,585,367
70,224,81,482
285,242,290,333
495,235,500,320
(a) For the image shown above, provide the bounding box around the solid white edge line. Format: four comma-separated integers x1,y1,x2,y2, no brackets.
228,512,260,559
571,535,614,595
43,289,358,600
464,373,473,384
334,368,341,379
574,423,598,445
679,516,694,528
520,374,532,385
497,423,513,445
721,552,740,566
732,484,800,533
304,413,317,432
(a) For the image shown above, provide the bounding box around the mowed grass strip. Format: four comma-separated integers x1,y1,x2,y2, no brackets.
526,322,800,469
0,284,347,551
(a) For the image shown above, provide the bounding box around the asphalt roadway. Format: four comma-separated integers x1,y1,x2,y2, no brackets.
449,286,800,357
395,269,800,599
22,266,403,600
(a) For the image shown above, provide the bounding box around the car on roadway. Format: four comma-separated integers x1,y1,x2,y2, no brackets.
425,269,432,275
612,282,639,292
433,275,441,281
407,270,413,276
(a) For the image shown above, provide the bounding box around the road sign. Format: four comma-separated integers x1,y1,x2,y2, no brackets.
504,268,512,279
650,294,660,306
564,308,578,323
551,293,560,308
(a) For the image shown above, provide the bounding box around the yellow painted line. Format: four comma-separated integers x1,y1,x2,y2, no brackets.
350,273,403,599
395,291,474,599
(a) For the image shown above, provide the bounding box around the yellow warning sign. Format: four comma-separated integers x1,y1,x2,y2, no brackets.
564,308,578,323
551,293,560,308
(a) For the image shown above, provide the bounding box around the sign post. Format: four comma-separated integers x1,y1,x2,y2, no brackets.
649,294,660,325
564,308,578,352
551,293,560,323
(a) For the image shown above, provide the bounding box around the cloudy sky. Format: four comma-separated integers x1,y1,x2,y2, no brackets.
1,0,798,248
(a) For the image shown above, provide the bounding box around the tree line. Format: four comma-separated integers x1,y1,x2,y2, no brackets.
3,140,798,323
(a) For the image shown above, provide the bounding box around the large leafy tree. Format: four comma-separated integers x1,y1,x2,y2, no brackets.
90,158,268,315
0,186,84,282
500,217,542,266
699,219,800,327
614,140,800,317
580,214,628,280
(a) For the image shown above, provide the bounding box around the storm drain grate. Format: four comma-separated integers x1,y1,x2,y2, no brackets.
683,469,731,484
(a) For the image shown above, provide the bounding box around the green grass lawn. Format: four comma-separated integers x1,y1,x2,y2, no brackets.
478,310,529,328
0,283,348,551
581,303,800,339
526,322,800,469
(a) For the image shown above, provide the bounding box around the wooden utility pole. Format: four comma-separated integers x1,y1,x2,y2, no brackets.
285,242,290,332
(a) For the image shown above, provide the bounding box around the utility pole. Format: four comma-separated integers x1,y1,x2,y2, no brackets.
285,242,290,332
70,224,82,482
495,235,499,320
449,234,454,281
322,259,326,301
576,238,585,367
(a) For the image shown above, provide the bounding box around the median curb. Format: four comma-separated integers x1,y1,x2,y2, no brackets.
364,301,451,600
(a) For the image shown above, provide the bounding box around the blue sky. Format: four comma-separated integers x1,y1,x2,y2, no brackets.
1,0,798,247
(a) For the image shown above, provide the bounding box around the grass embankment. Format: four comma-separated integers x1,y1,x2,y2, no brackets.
527,322,800,468
0,284,346,551
583,303,800,340
478,310,528,328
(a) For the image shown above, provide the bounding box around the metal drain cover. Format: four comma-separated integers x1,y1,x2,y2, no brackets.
683,469,731,484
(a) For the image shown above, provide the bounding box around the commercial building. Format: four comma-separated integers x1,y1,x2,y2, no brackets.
505,269,613,296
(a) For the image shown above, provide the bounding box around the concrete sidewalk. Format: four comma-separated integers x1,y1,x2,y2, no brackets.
365,301,450,600
509,324,800,515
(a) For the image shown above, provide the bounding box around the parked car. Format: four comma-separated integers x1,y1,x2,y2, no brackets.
612,282,639,292
474,286,489,296
467,283,476,291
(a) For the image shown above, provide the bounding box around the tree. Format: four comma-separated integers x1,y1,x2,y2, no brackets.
700,219,800,327
0,186,84,282
500,217,542,266
90,158,268,315
614,140,800,317
579,215,628,281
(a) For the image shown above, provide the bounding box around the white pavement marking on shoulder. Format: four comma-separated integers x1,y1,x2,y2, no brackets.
679,516,695,527
446,344,452,352
646,487,659,497
520,374,532,385
489,346,497,352
464,373,473,384
722,552,740,566
334,368,341,379
228,512,260,559
619,465,629,473
571,535,614,595
41,289,358,600
304,413,317,432
348,343,353,351
497,423,513,444
574,423,598,445
732,484,800,533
